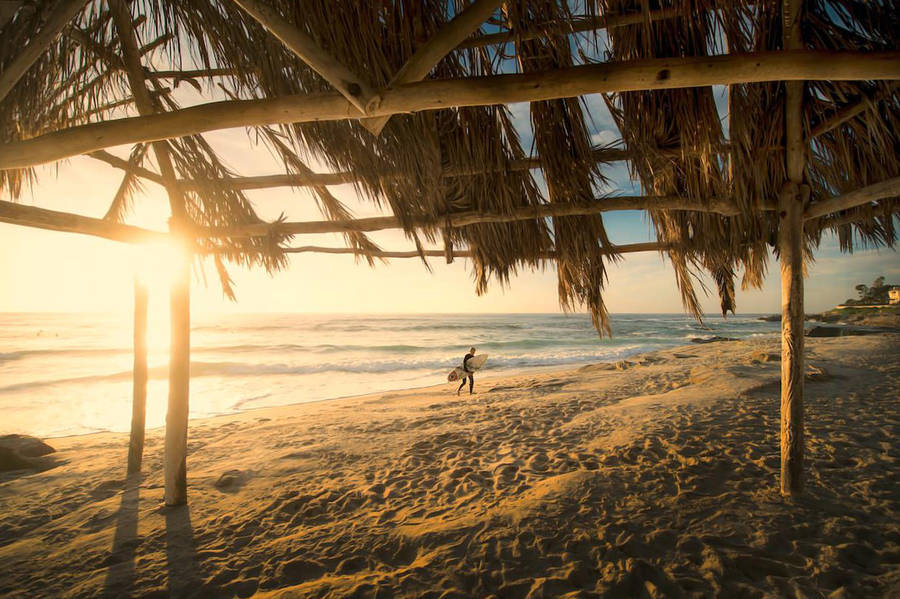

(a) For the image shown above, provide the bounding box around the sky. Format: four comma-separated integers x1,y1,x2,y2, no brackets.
1,35,897,318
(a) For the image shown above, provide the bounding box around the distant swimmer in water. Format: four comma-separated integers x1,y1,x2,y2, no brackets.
457,347,477,396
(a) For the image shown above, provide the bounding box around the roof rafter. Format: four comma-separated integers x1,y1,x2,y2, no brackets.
279,242,662,258
804,176,900,220
457,6,681,49
3,50,897,171
0,0,89,103
361,0,505,135
230,0,376,115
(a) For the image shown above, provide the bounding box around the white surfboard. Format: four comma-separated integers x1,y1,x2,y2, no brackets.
447,353,488,382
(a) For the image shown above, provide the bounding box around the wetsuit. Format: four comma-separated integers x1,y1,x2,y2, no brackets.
457,353,475,394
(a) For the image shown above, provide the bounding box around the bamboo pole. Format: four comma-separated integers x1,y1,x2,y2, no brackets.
110,0,191,506
127,277,148,475
804,176,900,220
0,0,88,103
779,0,806,498
4,50,898,170
361,0,504,135
230,0,376,115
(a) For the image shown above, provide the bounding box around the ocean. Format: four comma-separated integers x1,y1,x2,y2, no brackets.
0,312,780,438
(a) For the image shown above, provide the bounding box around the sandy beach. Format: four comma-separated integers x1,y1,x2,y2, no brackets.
1,332,898,598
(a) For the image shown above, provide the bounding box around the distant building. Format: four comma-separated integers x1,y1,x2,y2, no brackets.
890,286,900,305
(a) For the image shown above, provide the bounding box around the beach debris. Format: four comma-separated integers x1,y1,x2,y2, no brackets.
806,364,832,382
214,469,250,491
749,351,781,364
690,336,737,344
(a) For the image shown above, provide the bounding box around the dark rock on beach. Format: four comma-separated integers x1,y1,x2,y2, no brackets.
806,325,884,338
0,447,37,472
0,436,58,473
0,434,56,458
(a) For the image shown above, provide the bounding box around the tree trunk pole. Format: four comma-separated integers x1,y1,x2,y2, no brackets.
127,277,148,475
166,252,191,505
779,0,806,497
109,0,191,505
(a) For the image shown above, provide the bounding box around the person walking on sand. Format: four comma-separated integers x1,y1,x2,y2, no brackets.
457,347,477,396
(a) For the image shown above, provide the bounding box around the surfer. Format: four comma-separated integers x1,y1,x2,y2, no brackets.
457,347,477,395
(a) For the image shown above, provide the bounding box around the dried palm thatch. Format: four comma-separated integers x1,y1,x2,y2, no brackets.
0,0,897,329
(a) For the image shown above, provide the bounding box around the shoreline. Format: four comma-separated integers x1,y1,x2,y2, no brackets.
39,334,781,443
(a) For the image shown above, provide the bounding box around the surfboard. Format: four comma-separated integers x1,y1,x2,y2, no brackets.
447,353,488,382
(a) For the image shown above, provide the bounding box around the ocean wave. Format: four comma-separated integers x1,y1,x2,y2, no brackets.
0,345,665,393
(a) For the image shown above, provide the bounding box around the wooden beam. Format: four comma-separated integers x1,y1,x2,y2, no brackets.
280,242,661,258
148,68,237,81
200,195,740,239
230,0,376,115
110,0,191,507
90,149,165,184
0,198,166,242
3,50,898,171
0,0,88,102
809,82,900,139
139,32,174,56
778,0,806,498
804,177,900,220
172,146,638,191
457,7,681,49
361,0,504,135
127,277,148,475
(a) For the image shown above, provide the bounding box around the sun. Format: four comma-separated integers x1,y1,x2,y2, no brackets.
130,237,192,292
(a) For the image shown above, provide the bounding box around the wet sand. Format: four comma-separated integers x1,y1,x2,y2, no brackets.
1,333,898,598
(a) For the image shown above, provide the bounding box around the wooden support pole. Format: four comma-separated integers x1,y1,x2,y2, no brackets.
127,277,148,475
230,0,376,114
3,50,898,170
779,0,806,498
110,0,191,506
166,250,191,505
361,0,505,135
0,0,88,103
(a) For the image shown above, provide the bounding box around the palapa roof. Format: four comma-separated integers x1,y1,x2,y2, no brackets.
0,0,898,333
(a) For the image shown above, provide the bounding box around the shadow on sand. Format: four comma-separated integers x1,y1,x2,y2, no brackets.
102,476,203,598
165,503,202,598
102,473,141,597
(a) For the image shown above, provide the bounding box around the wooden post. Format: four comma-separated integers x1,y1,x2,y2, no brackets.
127,277,148,475
166,249,191,505
779,0,806,497
109,0,192,505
